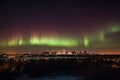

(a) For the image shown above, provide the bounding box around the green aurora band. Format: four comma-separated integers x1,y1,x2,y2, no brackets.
5,37,78,47
0,25,120,48
30,37,78,47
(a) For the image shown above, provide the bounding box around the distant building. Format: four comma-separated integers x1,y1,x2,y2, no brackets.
51,52,57,55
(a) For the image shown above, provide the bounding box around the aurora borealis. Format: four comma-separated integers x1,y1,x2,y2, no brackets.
0,25,119,48
0,0,120,54
6,37,78,47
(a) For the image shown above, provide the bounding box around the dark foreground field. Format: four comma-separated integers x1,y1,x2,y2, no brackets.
0,55,120,80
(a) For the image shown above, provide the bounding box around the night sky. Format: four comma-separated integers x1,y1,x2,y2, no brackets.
0,0,120,54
